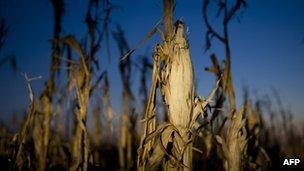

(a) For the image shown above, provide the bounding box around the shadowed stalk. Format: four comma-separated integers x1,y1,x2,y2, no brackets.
66,1,103,170
243,91,270,170
32,1,65,170
113,24,137,170
202,0,247,111
203,1,248,170
101,0,114,61
61,35,91,171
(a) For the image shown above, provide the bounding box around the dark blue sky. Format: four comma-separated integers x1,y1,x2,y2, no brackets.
0,0,303,123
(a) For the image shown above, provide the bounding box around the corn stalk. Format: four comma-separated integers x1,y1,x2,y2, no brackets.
32,1,65,170
61,36,91,171
14,74,40,170
113,24,137,170
67,1,103,169
137,46,160,170
137,1,218,170
71,63,91,171
203,1,248,170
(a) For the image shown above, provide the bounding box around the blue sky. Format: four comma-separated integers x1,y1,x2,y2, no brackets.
0,0,303,123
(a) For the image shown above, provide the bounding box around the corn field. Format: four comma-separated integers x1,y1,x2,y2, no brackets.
0,0,303,170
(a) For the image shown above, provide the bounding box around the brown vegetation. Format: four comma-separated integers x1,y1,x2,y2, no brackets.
0,0,303,171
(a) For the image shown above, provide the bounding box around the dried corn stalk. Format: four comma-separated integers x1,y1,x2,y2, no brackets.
68,1,103,169
244,95,270,170
32,1,65,170
61,36,91,171
203,0,247,112
203,1,248,170
216,108,247,171
159,21,195,170
14,74,38,170
137,46,160,170
70,60,91,171
33,91,52,171
137,1,219,170
137,21,217,170
113,24,138,170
